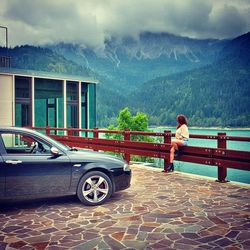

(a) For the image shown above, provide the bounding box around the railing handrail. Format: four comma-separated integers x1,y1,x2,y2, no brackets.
30,126,250,142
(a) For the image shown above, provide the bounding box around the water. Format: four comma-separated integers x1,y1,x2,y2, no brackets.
153,127,250,184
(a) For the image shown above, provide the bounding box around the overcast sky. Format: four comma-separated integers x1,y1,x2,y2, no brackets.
0,0,250,47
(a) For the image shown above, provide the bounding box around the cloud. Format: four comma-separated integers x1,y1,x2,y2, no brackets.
209,4,248,38
0,0,249,47
0,0,106,47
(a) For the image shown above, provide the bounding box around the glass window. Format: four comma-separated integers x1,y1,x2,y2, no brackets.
15,76,31,127
81,83,88,129
15,76,30,99
35,78,63,131
67,81,78,101
88,83,96,129
67,104,78,128
67,81,78,129
15,103,30,127
1,133,51,154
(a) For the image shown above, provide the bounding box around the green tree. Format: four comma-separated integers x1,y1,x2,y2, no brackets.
107,107,152,139
117,108,133,130
106,107,154,162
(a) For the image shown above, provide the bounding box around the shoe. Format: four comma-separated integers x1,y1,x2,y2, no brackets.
169,163,174,172
165,163,174,172
174,150,180,158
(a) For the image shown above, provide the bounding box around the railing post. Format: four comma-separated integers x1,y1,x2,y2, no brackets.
76,129,79,137
124,129,131,164
45,126,51,136
217,132,229,183
93,128,99,151
68,128,73,137
163,130,172,172
93,127,99,139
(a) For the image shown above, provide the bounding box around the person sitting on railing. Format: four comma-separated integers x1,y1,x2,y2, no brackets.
166,114,189,172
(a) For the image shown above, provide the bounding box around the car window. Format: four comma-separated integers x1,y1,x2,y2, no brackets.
1,133,51,154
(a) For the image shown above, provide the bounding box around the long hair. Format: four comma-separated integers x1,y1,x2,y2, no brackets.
177,114,188,129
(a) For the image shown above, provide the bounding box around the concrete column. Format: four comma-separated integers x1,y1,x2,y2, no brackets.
0,74,13,126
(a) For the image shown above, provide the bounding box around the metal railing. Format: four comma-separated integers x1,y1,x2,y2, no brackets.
0,55,11,68
31,126,250,183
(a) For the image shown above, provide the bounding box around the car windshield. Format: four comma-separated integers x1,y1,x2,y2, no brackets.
46,136,70,151
29,130,71,151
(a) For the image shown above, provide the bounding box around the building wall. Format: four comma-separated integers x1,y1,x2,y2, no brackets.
0,74,13,126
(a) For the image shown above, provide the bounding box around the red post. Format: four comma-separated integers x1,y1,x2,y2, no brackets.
163,130,172,172
217,132,229,183
75,129,79,137
93,127,99,139
45,126,51,136
124,129,131,163
93,128,99,151
68,128,73,137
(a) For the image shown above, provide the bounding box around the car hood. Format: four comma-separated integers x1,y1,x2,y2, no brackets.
67,149,126,165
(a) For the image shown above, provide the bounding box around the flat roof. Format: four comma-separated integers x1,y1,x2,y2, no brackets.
0,67,99,84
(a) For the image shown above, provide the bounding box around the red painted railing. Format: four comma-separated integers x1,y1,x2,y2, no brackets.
32,127,250,183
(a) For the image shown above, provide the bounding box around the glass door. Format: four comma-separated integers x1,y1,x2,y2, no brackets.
46,98,57,128
67,81,78,135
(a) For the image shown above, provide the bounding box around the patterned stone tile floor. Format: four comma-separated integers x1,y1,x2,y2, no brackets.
0,164,250,250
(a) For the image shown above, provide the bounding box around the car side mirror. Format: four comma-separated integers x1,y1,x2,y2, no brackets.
51,146,60,155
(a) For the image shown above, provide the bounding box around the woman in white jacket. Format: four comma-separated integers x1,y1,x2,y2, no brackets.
166,114,189,172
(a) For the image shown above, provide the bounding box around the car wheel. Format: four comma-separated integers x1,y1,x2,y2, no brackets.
77,171,113,205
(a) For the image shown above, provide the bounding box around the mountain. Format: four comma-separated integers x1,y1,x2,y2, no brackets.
47,32,228,88
0,45,95,77
47,32,229,127
130,32,250,127
1,32,249,127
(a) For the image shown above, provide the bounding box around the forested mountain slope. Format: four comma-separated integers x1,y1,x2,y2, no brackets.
0,45,95,77
47,32,229,127
130,32,250,127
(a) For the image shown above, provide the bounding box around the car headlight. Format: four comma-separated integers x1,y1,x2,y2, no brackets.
123,163,131,172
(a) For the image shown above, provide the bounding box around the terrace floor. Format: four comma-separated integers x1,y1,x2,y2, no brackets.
0,165,250,250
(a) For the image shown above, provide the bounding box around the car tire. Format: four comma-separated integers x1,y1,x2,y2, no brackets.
77,171,113,206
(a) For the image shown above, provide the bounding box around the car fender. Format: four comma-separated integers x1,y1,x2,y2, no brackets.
70,162,115,193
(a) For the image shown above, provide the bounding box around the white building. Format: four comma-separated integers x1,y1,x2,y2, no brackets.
0,68,97,130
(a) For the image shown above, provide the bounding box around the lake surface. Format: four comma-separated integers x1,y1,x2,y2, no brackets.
153,127,250,184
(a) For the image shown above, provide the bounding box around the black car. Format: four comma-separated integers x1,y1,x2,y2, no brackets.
0,127,131,205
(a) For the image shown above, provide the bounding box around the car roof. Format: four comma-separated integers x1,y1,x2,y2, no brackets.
0,126,37,133
0,126,49,139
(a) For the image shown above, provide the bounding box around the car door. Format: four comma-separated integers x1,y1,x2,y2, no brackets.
0,132,72,197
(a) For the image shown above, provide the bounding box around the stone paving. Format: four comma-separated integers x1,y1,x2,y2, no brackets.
0,164,250,250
